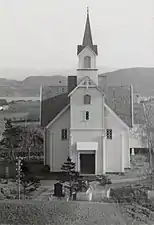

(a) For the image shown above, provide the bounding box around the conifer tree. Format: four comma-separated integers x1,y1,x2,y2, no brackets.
61,156,79,197
0,119,22,161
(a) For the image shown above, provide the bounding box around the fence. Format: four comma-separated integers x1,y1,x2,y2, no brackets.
0,160,44,178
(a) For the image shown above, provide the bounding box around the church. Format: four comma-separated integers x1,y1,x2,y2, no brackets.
40,10,133,174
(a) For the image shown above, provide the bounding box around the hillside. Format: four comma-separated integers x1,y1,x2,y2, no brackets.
100,67,154,96
0,67,153,97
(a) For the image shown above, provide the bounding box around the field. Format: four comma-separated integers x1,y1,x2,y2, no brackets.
0,96,40,102
8,100,40,121
0,100,40,137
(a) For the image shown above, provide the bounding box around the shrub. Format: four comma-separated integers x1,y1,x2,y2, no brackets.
72,179,89,192
40,165,50,173
96,174,112,186
110,186,148,204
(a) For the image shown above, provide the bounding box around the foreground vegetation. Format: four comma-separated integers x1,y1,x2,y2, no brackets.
0,200,126,225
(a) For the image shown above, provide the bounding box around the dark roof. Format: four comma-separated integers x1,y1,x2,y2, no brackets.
77,10,98,55
41,93,69,127
41,83,133,128
82,11,93,47
104,86,133,127
0,99,8,106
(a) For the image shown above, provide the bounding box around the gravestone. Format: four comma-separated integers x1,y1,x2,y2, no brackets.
54,183,63,197
72,192,77,200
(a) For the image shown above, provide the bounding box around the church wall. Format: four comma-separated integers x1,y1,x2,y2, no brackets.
70,87,104,129
123,131,131,168
104,107,129,172
70,129,103,174
70,86,104,174
46,108,70,172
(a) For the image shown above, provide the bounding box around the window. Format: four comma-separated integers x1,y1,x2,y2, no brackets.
84,94,91,104
84,56,91,68
61,129,68,140
85,111,89,120
106,129,112,139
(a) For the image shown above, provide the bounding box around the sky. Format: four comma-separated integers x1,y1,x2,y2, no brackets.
0,0,154,79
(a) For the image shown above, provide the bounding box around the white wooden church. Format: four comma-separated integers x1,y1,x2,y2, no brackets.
41,10,133,174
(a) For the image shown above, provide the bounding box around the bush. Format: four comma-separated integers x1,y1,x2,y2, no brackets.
40,165,50,173
0,192,5,200
72,179,89,192
110,186,148,204
96,174,112,186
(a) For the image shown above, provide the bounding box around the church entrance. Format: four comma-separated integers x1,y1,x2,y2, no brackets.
80,153,95,174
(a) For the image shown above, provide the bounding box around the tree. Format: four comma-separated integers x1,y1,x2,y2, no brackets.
20,126,44,160
142,100,154,188
20,160,40,198
61,157,79,197
0,119,22,161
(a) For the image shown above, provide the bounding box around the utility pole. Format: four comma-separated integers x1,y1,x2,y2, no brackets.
16,156,23,200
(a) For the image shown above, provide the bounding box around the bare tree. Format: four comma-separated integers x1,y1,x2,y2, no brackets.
20,126,43,160
141,100,154,188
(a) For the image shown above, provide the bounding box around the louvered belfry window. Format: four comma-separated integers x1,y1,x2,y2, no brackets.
84,56,91,68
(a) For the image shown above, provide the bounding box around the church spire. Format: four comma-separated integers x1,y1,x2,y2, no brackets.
82,7,93,48
77,8,98,55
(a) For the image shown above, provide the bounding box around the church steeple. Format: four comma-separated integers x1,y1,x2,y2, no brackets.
77,8,98,55
82,7,93,48
77,8,98,85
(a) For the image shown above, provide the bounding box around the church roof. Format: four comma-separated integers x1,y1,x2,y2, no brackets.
40,93,69,128
77,9,98,55
82,8,93,48
40,80,133,128
104,86,133,127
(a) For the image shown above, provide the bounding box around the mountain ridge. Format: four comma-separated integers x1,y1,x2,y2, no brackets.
0,67,153,97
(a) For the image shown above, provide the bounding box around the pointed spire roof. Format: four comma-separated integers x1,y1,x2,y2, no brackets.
77,8,98,55
82,7,93,48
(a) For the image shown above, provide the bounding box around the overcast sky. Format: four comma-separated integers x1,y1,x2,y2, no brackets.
0,0,154,77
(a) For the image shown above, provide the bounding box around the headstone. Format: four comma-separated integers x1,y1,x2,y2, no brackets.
5,166,9,179
131,148,135,156
54,183,63,197
76,192,89,201
148,190,154,200
105,187,111,198
72,192,77,200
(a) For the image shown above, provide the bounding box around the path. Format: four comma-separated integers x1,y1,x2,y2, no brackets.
111,177,140,183
33,180,57,200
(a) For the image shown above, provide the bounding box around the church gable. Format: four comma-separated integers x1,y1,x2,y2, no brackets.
68,76,103,97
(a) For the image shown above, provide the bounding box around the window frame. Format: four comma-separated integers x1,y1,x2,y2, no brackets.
84,56,91,68
61,128,68,140
84,94,91,105
85,111,90,121
106,129,112,140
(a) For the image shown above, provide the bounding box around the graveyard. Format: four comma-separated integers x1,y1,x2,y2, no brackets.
1,153,154,224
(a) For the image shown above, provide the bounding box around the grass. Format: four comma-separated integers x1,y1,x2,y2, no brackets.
0,200,127,225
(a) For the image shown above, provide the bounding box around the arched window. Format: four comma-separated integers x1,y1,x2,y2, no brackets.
84,56,91,68
84,94,91,104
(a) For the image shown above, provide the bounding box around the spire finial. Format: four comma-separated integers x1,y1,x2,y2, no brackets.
87,6,89,14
